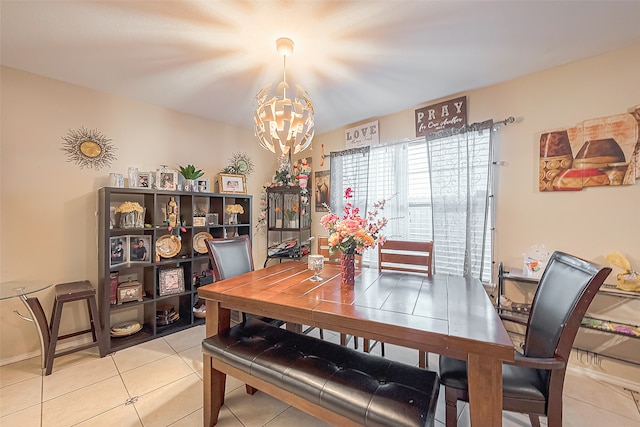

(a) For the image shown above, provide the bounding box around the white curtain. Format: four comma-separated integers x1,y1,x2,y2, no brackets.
426,120,494,281
329,146,370,220
364,143,410,266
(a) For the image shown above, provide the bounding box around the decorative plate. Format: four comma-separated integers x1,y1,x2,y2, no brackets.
156,235,181,258
193,232,213,254
110,321,142,337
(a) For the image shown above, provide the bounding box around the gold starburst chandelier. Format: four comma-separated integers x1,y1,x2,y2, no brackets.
254,38,315,160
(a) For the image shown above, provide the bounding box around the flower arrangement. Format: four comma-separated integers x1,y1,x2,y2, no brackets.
320,188,390,255
225,204,244,214
116,201,144,213
256,183,270,232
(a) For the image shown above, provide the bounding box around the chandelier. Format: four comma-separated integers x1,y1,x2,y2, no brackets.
254,38,315,159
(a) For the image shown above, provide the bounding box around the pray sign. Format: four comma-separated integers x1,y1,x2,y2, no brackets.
415,96,467,137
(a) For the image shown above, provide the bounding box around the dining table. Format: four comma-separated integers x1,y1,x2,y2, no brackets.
198,261,514,427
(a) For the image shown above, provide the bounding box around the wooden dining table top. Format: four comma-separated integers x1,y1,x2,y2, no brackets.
198,261,515,426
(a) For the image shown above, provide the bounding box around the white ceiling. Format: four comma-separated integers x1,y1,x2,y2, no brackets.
2,1,640,134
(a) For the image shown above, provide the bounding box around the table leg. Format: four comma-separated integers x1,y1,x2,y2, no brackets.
286,323,302,333
204,300,230,427
16,296,50,371
467,353,502,427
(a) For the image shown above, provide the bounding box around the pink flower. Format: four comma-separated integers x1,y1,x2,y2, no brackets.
319,188,392,255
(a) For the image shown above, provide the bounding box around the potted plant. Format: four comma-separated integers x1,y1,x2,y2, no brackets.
178,164,204,192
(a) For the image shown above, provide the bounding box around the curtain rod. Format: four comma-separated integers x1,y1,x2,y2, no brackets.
320,116,516,158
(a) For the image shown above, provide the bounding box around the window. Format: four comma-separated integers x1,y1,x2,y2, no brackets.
330,123,495,282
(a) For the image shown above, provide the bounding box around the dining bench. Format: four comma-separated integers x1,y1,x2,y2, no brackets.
202,318,440,427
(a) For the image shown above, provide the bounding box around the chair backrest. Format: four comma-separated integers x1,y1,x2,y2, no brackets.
205,235,254,281
378,239,433,276
524,251,611,361
317,236,362,268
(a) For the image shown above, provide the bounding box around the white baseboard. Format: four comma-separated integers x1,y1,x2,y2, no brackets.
0,335,95,367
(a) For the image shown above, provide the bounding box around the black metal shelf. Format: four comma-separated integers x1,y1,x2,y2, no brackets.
498,262,639,366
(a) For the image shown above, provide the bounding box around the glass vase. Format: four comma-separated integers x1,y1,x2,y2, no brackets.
341,253,356,286
120,212,136,229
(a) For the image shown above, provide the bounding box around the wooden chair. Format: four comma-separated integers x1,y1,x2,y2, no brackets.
439,251,611,427
377,239,434,365
317,236,361,348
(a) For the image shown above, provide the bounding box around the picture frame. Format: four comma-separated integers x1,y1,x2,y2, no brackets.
197,178,210,193
156,168,178,191
159,267,185,296
218,173,247,194
137,171,152,188
193,217,206,227
129,235,151,262
315,170,330,211
206,213,219,226
110,236,128,267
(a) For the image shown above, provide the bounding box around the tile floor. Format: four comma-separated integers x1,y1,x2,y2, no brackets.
1,326,639,427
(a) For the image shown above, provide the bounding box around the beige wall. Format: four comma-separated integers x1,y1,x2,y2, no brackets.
307,43,640,386
2,42,639,383
310,44,639,270
0,66,277,362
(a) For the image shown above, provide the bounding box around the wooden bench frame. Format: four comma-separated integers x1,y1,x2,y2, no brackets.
203,315,439,427
205,353,366,427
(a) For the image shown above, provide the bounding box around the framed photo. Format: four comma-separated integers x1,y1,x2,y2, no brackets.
156,168,178,191
206,213,218,226
129,235,151,262
218,173,246,194
197,178,210,193
110,236,128,267
159,267,185,296
315,170,330,211
137,172,152,188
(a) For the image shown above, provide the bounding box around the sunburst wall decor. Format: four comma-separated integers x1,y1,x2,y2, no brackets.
61,127,117,169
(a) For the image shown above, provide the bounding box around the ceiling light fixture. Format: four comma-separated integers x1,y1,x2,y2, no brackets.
254,38,315,161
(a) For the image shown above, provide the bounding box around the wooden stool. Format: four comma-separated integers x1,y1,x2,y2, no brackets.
45,281,107,375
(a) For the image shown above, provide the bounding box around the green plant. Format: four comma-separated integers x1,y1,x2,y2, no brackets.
178,164,204,179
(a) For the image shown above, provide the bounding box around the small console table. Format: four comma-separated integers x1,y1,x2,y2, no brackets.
0,281,52,370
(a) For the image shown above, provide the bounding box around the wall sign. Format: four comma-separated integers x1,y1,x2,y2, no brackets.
415,96,467,137
345,120,379,148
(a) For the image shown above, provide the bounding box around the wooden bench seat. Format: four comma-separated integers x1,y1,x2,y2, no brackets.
202,318,439,427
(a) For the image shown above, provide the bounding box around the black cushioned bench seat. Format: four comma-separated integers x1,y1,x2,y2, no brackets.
202,318,439,427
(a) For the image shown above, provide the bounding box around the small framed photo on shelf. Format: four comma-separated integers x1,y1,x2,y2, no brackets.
218,173,246,194
137,172,152,188
156,168,178,191
110,236,128,267
206,213,219,226
193,217,206,227
159,267,185,296
129,235,151,262
196,178,210,193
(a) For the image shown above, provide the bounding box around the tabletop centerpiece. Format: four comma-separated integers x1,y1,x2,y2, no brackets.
226,204,244,225
116,201,145,229
320,187,390,285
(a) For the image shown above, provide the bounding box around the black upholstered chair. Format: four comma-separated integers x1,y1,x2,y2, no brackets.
205,235,283,327
439,251,611,427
